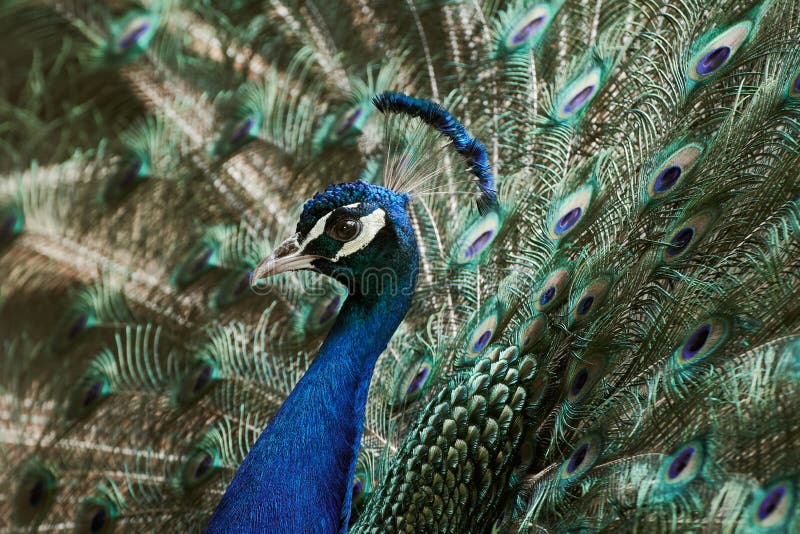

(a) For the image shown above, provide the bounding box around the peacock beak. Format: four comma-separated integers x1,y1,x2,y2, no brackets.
250,233,322,286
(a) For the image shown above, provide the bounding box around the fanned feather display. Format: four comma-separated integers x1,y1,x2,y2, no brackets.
1,0,799,532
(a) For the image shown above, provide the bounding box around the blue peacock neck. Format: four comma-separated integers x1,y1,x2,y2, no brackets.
207,235,418,533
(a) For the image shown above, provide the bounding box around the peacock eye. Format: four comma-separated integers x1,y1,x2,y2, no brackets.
327,217,362,242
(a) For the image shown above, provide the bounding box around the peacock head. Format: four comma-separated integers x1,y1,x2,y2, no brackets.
251,180,418,296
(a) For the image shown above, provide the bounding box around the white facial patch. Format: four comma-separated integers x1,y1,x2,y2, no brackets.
333,208,387,261
299,212,332,250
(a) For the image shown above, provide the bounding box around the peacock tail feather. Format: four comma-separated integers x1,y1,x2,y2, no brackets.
1,0,799,532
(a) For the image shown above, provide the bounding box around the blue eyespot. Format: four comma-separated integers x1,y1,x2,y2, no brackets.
69,374,111,419
213,114,262,156
554,207,582,235
696,47,731,76
556,68,603,120
455,211,502,263
464,230,495,259
748,481,795,529
654,166,681,193
181,448,220,490
466,310,500,360
688,22,752,83
176,360,219,406
211,270,255,310
549,185,593,240
534,267,571,312
13,466,56,525
318,295,341,324
673,317,729,368
171,242,219,288
517,315,548,355
305,290,346,334
76,498,117,534
659,440,705,489
0,205,24,247
662,210,716,263
666,227,695,257
789,71,800,99
576,296,594,316
559,435,600,482
394,354,434,404
109,13,159,62
645,143,703,200
571,278,611,323
502,4,554,53
50,312,97,354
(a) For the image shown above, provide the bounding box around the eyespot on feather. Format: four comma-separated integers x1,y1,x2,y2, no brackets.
13,465,56,525
454,210,502,264
688,22,752,82
556,67,603,121
517,315,548,355
549,185,593,240
662,210,717,263
559,434,601,483
570,277,611,323
673,317,730,367
748,480,795,530
534,267,571,311
659,440,705,487
645,143,704,200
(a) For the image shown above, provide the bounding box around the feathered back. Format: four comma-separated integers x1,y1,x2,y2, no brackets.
1,0,799,532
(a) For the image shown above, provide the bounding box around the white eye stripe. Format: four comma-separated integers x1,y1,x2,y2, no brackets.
299,212,331,250
333,208,387,261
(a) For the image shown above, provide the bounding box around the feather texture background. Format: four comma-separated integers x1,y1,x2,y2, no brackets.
1,0,799,531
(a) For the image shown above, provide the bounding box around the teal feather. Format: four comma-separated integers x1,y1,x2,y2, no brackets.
1,0,800,532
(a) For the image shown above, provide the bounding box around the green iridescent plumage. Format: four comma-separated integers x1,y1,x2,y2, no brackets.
1,0,800,532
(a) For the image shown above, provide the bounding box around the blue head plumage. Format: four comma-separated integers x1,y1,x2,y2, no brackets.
252,180,416,297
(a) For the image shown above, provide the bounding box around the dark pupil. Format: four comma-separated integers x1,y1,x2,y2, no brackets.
563,85,595,115
540,285,556,306
570,368,589,397
511,15,545,44
794,73,800,94
577,296,594,316
758,486,786,520
464,230,494,258
28,478,44,507
333,219,359,241
231,118,255,143
194,454,213,478
682,324,711,360
336,108,363,136
696,46,731,76
667,446,695,479
567,443,589,474
318,296,341,324
119,22,150,50
83,381,103,407
406,366,429,395
474,330,492,352
119,161,142,188
90,508,107,532
193,365,213,393
353,479,364,496
666,227,694,256
68,314,88,340
191,249,214,274
555,207,582,234
1,214,16,240
232,272,251,297
654,165,682,193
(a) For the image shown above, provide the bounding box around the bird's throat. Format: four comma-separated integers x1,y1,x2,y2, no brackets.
207,265,417,533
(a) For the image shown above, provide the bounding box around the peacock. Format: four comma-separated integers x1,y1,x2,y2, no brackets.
1,0,800,532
